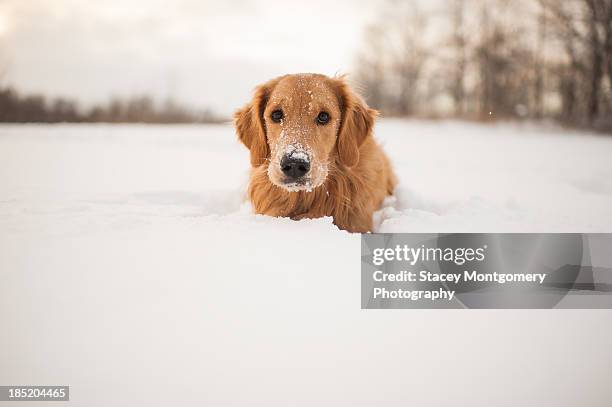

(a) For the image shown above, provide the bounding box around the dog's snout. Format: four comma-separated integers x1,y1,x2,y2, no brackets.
280,155,310,179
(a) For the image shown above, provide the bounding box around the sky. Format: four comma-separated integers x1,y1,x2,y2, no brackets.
0,0,385,116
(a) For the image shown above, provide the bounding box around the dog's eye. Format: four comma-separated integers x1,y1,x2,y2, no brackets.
270,110,284,123
316,111,330,125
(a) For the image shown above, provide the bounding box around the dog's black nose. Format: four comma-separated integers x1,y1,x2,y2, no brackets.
280,155,310,179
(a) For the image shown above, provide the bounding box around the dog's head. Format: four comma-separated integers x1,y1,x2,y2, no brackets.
234,73,377,192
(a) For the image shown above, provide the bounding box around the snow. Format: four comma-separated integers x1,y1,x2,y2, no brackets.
286,146,310,162
1,120,611,406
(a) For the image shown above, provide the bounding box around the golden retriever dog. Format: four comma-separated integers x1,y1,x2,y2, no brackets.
234,73,396,233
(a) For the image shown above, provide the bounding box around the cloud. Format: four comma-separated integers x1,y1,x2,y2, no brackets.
0,0,380,115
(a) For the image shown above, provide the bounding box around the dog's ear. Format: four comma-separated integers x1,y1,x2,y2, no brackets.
334,78,378,168
234,79,279,167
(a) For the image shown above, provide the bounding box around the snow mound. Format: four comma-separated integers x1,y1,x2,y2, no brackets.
1,121,611,406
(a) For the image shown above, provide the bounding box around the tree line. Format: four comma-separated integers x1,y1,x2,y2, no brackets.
0,86,223,124
355,0,612,131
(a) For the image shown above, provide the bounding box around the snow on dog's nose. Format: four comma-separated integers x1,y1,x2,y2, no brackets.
280,146,311,179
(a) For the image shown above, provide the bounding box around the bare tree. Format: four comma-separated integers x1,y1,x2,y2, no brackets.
585,0,605,123
449,0,468,116
474,2,532,118
387,2,429,115
534,4,546,118
355,0,430,116
605,1,612,91
355,24,388,111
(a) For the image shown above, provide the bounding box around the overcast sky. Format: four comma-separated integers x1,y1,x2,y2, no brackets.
0,0,387,115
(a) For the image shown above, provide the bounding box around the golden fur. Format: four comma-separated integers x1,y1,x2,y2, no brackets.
234,73,396,233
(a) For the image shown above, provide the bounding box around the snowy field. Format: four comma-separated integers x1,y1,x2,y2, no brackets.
1,120,611,406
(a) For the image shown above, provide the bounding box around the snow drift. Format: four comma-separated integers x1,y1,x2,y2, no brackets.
1,120,611,406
